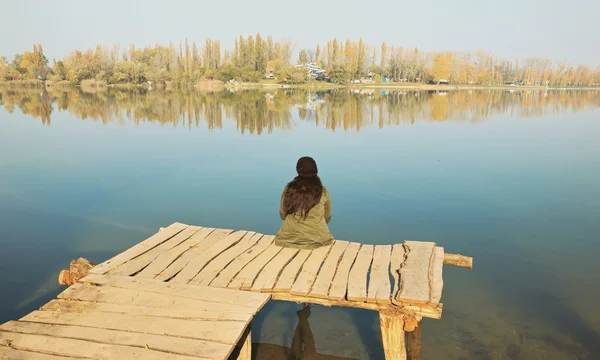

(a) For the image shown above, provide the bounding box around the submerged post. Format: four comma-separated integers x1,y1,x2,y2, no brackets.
407,322,422,360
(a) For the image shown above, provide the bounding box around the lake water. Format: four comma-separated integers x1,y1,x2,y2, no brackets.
1,87,599,360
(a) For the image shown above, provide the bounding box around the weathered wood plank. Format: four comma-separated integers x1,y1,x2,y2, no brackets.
0,321,232,360
430,247,444,304
328,242,361,301
290,244,334,296
189,232,263,286
309,241,350,299
20,310,247,345
250,247,300,292
135,227,216,279
41,299,250,322
396,241,436,304
110,226,202,276
59,283,258,314
0,347,74,360
170,230,248,284
367,245,392,304
227,237,281,290
0,331,204,360
390,244,406,302
210,235,275,288
90,222,188,275
272,250,312,293
347,244,374,302
79,274,270,312
154,228,233,281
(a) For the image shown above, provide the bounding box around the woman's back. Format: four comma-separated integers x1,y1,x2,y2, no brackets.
274,157,334,250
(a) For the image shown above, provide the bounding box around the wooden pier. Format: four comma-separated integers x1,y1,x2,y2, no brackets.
0,222,472,360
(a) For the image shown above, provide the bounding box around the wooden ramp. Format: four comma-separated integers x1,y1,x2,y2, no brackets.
0,274,270,360
88,223,449,320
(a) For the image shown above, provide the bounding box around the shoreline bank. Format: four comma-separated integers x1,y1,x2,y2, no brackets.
1,80,598,92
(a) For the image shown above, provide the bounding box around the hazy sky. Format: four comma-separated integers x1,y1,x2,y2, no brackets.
1,0,599,65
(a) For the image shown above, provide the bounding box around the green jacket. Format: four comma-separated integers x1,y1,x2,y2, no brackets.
274,186,334,250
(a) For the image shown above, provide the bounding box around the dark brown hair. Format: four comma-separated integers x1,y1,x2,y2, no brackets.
283,157,323,219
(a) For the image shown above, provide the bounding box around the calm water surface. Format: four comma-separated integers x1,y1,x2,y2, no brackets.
1,87,599,360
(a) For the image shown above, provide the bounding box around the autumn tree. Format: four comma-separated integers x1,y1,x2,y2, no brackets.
430,53,451,83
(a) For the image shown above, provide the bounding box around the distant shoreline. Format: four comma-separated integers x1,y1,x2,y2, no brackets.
1,80,598,92
229,81,600,91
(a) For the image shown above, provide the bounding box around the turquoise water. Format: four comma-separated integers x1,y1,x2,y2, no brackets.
1,88,599,359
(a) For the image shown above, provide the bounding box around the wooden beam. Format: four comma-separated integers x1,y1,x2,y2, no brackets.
270,292,442,319
443,253,473,269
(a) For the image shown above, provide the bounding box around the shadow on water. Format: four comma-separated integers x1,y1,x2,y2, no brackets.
252,304,359,360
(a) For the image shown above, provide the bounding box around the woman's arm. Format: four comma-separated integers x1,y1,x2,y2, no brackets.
324,187,332,224
279,186,287,220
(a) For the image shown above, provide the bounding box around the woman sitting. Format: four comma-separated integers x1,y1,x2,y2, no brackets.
274,156,333,250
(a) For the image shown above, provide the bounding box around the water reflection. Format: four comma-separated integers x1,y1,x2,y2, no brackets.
254,305,357,360
1,87,599,132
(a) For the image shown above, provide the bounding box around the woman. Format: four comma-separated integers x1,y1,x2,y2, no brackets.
274,156,334,249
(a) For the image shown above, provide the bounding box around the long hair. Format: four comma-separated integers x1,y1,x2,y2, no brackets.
283,175,323,219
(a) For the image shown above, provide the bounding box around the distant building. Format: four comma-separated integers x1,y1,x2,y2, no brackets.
294,62,327,80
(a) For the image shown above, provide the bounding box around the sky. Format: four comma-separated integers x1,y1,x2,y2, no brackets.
1,0,599,66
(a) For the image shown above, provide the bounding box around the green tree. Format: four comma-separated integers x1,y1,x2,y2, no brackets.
329,64,351,84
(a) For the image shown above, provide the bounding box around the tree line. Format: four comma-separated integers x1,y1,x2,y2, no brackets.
1,35,599,87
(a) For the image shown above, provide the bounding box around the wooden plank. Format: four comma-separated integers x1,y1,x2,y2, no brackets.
210,234,275,288
390,244,406,302
309,241,350,299
136,227,216,279
227,238,281,290
396,241,436,305
154,228,234,281
367,245,392,304
347,244,374,302
0,320,232,360
109,226,202,276
90,222,188,275
429,247,444,304
290,244,333,296
328,242,361,301
169,230,248,284
0,331,204,360
20,310,247,345
250,247,299,292
0,347,74,360
189,232,264,286
59,283,258,315
272,250,312,293
41,299,250,322
80,274,270,312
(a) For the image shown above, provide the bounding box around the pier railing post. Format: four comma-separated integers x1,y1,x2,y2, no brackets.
379,310,407,360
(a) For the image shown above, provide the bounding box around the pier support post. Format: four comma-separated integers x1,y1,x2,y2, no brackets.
379,311,407,360
238,325,252,360
407,321,422,360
